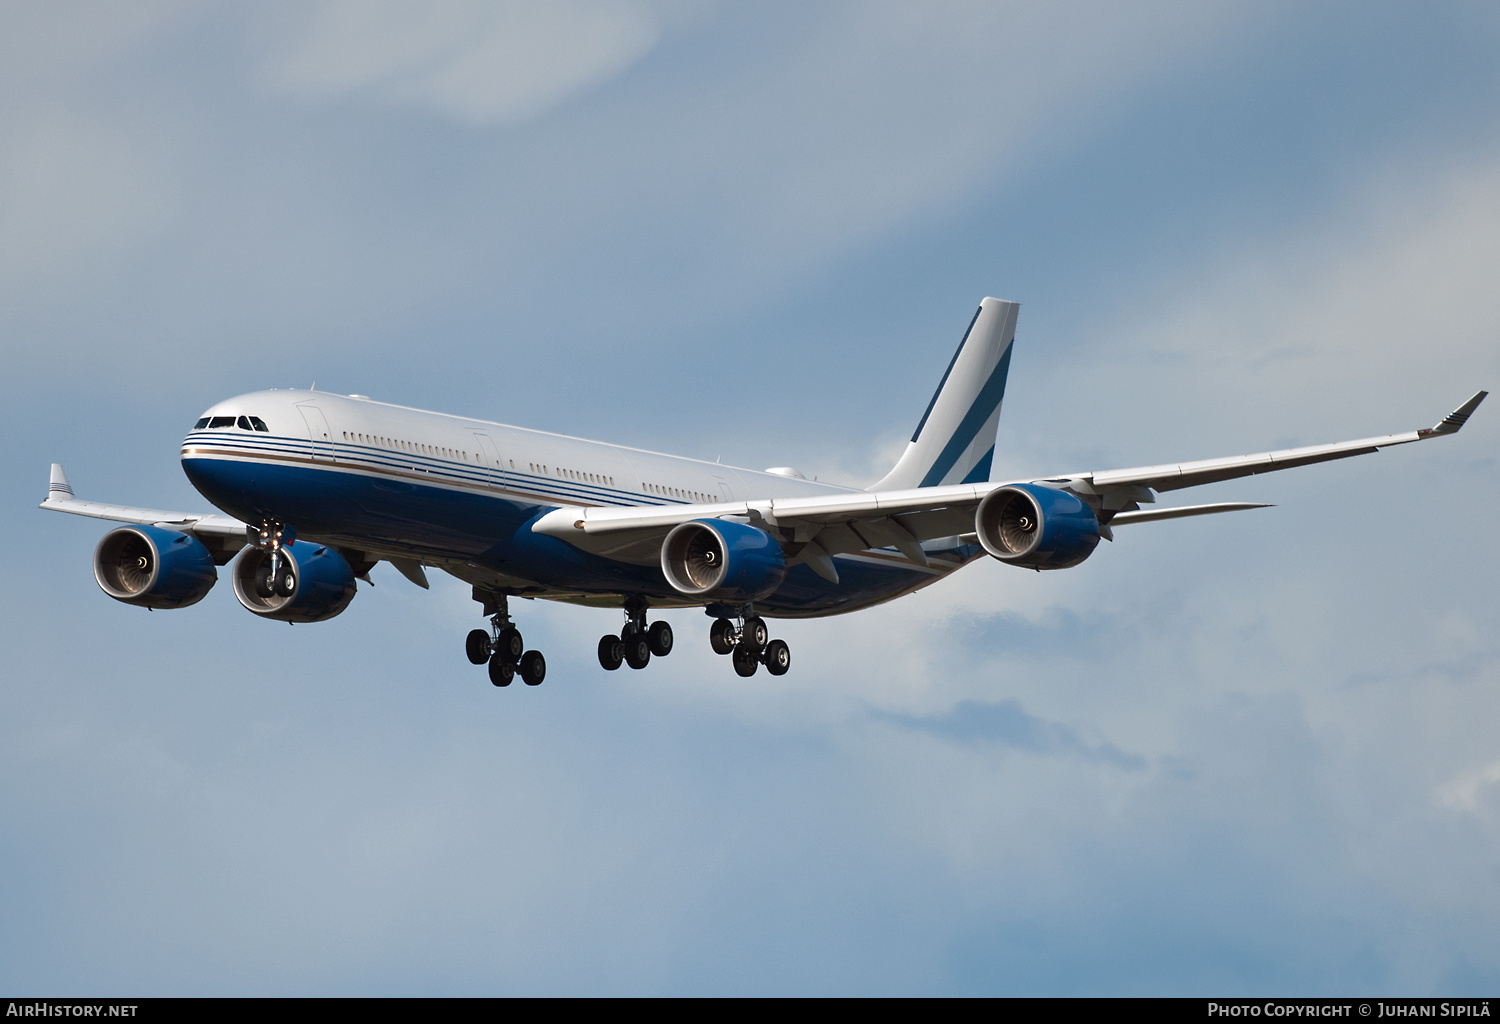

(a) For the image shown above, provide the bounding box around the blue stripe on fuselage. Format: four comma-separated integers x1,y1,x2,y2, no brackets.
184,432,647,507
181,453,967,615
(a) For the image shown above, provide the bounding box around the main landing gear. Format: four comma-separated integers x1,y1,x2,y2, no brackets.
709,608,790,678
598,599,674,672
466,588,546,687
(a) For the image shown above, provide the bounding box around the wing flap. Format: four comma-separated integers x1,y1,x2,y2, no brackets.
1110,502,1272,526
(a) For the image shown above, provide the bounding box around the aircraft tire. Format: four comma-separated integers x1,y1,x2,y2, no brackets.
625,634,651,670
598,634,624,671
763,639,790,676
496,627,524,664
488,655,514,687
709,618,735,655
732,645,759,677
466,629,492,665
254,566,275,598
648,621,673,657
520,650,546,686
742,616,768,652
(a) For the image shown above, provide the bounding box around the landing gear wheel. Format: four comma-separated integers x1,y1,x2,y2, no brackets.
742,616,768,652
254,565,275,598
624,634,651,670
273,566,296,597
709,618,735,655
466,629,492,665
488,655,514,687
598,634,624,671
763,638,791,676
647,621,674,657
732,645,759,677
519,650,546,686
495,627,524,663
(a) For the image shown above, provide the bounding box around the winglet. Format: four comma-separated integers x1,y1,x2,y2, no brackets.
47,464,74,501
1420,391,1487,438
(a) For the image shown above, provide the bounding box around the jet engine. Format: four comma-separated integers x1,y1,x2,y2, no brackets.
661,519,787,602
231,543,357,623
974,483,1100,570
93,525,218,609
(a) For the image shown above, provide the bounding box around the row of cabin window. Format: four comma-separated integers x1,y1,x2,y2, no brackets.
528,464,615,487
341,431,474,462
644,482,712,502
196,415,269,432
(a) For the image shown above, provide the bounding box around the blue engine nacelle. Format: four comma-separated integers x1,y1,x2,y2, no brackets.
661,519,787,603
93,525,218,609
974,483,1100,570
230,543,357,623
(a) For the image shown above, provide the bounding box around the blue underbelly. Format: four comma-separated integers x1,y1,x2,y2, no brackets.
182,456,964,615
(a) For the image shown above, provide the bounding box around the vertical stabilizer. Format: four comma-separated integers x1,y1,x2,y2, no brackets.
870,297,1018,491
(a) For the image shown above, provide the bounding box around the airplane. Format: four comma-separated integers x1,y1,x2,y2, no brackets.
40,297,1486,687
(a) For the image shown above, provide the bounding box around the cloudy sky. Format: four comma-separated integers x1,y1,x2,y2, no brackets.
4,0,1499,995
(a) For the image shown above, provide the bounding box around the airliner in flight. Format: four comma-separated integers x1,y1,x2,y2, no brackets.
41,298,1485,687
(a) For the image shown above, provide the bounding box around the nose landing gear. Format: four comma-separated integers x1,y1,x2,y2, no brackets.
467,588,546,688
708,607,791,678
249,521,298,598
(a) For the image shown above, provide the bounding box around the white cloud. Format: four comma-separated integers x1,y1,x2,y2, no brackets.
1438,759,1500,813
1056,151,1500,460
263,0,669,126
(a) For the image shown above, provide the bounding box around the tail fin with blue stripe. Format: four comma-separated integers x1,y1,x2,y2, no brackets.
870,297,1018,491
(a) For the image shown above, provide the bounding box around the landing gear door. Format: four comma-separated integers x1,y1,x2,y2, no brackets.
473,432,503,489
297,403,335,462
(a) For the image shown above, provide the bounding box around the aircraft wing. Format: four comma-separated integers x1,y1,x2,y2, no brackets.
39,464,247,538
1079,389,1488,494
534,391,1486,579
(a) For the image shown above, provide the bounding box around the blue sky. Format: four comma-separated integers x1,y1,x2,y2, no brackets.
3,1,1499,995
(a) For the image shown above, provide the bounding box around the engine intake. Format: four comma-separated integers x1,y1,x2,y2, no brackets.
231,543,357,623
661,519,787,602
93,525,217,609
974,484,1100,570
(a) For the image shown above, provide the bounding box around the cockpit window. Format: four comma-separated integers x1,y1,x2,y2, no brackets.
194,418,210,429
236,416,253,430
249,416,269,432
208,416,236,428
